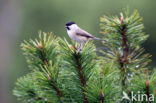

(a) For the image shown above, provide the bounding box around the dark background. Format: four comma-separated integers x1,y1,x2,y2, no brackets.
0,0,155,103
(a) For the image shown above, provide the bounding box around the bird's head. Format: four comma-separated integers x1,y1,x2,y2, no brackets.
65,21,77,30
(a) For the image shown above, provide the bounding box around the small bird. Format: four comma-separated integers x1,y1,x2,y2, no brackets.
65,21,102,51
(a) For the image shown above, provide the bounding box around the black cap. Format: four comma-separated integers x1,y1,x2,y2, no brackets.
66,21,75,26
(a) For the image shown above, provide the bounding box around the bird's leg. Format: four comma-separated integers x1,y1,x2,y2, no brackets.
77,44,81,52
77,43,84,52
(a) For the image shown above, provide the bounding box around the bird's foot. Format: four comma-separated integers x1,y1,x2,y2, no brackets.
77,47,82,53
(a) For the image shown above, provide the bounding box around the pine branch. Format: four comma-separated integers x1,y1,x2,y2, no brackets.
100,10,151,91
119,15,129,64
73,52,89,103
13,74,50,103
35,34,63,101
118,15,129,89
19,32,64,103
59,40,95,103
36,46,63,99
48,77,63,97
87,62,121,103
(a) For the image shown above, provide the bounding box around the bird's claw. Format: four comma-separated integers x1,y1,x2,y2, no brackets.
77,47,82,53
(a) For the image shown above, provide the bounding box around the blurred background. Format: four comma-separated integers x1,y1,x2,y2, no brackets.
0,0,155,103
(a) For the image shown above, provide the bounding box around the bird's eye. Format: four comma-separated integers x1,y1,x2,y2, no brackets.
67,26,70,30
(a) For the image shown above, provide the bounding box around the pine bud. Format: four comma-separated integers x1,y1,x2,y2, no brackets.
145,80,150,87
120,14,124,24
36,43,43,49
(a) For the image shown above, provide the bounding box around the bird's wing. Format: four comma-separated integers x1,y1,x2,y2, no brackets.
75,27,94,38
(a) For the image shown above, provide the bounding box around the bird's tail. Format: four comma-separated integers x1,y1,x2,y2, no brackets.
92,37,105,42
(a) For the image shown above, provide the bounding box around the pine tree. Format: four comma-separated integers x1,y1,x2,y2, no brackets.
13,10,156,103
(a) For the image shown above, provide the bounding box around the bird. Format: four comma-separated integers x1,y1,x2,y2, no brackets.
65,21,103,51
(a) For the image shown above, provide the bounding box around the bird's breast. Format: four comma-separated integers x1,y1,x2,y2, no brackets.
67,30,77,40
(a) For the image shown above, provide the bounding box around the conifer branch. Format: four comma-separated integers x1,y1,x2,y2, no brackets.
13,74,50,103
100,10,151,92
59,40,93,103
119,15,129,64
34,34,64,101
118,15,129,89
48,77,63,97
73,52,89,103
17,32,64,103
37,46,63,98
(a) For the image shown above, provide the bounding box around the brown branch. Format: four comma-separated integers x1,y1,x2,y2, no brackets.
99,91,105,103
145,80,151,103
119,16,129,89
48,78,63,97
38,48,49,65
73,52,89,103
120,19,129,64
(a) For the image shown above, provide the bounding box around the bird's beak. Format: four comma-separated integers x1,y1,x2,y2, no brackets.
65,26,67,28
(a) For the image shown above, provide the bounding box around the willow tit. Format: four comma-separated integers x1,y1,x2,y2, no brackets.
65,21,102,51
